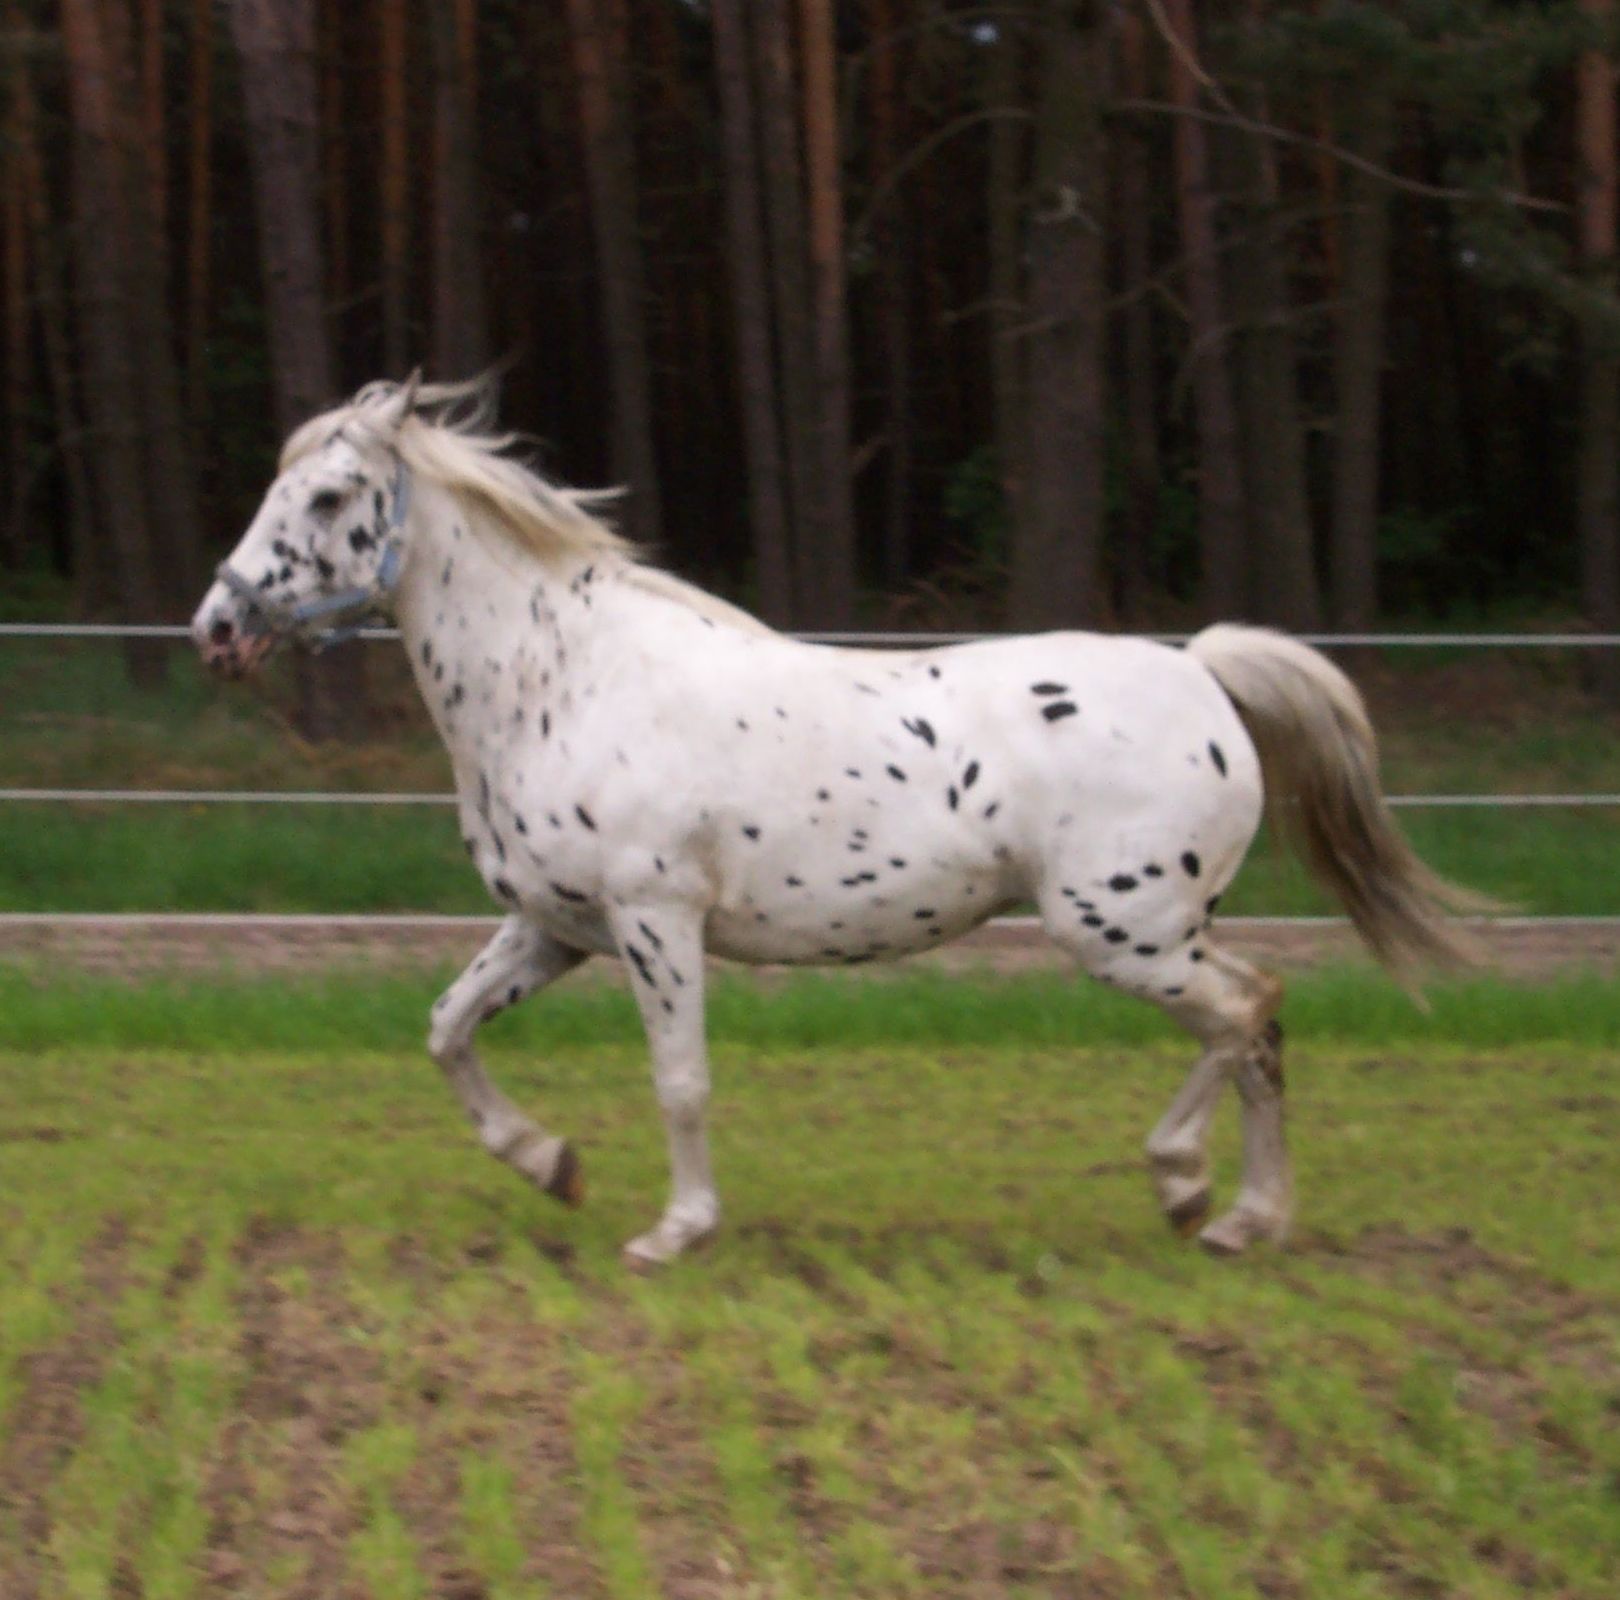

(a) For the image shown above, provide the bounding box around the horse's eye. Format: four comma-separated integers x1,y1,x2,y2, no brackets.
309,489,344,517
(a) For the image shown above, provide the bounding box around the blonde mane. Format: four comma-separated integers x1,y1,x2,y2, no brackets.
281,377,776,637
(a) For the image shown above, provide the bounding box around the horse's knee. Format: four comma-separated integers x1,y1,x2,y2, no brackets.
427,1007,467,1065
655,1063,709,1122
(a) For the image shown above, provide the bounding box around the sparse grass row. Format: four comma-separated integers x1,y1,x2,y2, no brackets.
1,1020,1619,1596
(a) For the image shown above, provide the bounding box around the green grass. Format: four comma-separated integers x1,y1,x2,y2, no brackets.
3,964,1620,1055
1,977,1617,1596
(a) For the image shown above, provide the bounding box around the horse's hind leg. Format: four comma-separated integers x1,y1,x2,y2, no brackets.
1148,947,1291,1254
428,915,588,1203
1042,876,1290,1252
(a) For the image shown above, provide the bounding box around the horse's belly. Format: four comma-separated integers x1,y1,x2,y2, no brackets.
705,857,1008,966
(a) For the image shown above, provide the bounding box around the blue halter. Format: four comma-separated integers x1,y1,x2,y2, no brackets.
216,456,412,654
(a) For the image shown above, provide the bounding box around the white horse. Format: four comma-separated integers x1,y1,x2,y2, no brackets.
192,377,1481,1267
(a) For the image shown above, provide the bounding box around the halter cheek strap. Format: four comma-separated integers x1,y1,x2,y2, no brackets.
217,457,412,654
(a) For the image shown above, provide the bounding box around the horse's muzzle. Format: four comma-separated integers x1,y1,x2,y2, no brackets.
191,585,276,678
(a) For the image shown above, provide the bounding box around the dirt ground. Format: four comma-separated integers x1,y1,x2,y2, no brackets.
0,914,1614,983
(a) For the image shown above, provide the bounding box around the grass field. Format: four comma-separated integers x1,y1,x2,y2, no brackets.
2,971,1618,1598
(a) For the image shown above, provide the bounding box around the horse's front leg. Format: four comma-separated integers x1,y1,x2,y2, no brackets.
605,904,717,1269
428,914,589,1202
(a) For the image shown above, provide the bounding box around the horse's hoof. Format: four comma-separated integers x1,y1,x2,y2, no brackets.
544,1141,585,1208
1167,1191,1212,1238
621,1243,663,1274
1197,1206,1286,1257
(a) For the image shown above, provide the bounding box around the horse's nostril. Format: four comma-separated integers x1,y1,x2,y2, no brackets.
209,618,235,646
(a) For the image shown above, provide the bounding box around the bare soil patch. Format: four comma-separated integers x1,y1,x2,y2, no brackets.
1,914,1614,984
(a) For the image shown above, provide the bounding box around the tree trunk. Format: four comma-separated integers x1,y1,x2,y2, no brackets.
986,20,1027,567
3,72,27,567
1329,95,1393,630
868,0,911,591
1221,130,1320,629
1115,6,1158,618
1163,0,1247,620
1221,4,1318,630
566,0,663,546
797,0,857,625
379,0,410,374
1007,3,1109,631
1577,0,1620,701
430,0,487,378
230,0,369,739
229,0,334,432
138,0,164,232
104,0,204,605
60,0,167,673
752,0,823,622
710,0,794,620
13,43,99,602
185,0,212,420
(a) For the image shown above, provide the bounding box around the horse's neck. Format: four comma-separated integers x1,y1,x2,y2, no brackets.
391,484,602,772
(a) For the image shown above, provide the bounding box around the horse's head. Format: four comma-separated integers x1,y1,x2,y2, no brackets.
191,376,419,675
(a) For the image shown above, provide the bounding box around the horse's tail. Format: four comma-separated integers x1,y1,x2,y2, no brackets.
1188,623,1492,990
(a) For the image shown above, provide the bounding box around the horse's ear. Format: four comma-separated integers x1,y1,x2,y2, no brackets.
380,368,423,436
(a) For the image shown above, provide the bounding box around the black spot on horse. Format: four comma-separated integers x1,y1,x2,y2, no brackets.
1082,914,1105,929
786,875,804,888
901,716,936,747
575,805,597,831
1108,874,1138,893
889,857,907,869
1041,702,1078,723
1134,944,1160,957
551,882,587,903
947,786,959,811
742,825,761,841
1031,682,1069,696
1209,741,1228,777
983,801,1000,820
1143,863,1164,878
816,788,831,802
927,664,942,679
637,920,664,952
348,526,375,553
1105,927,1130,944
1182,851,1202,878
962,761,979,790
493,878,518,903
914,908,937,919
886,765,907,782
624,944,656,987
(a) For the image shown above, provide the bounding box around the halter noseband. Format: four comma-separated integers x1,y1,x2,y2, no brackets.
216,456,412,654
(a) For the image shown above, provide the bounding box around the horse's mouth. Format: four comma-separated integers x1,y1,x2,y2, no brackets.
198,627,278,679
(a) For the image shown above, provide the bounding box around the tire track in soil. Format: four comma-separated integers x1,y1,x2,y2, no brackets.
200,1223,385,1598
0,1223,129,1600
